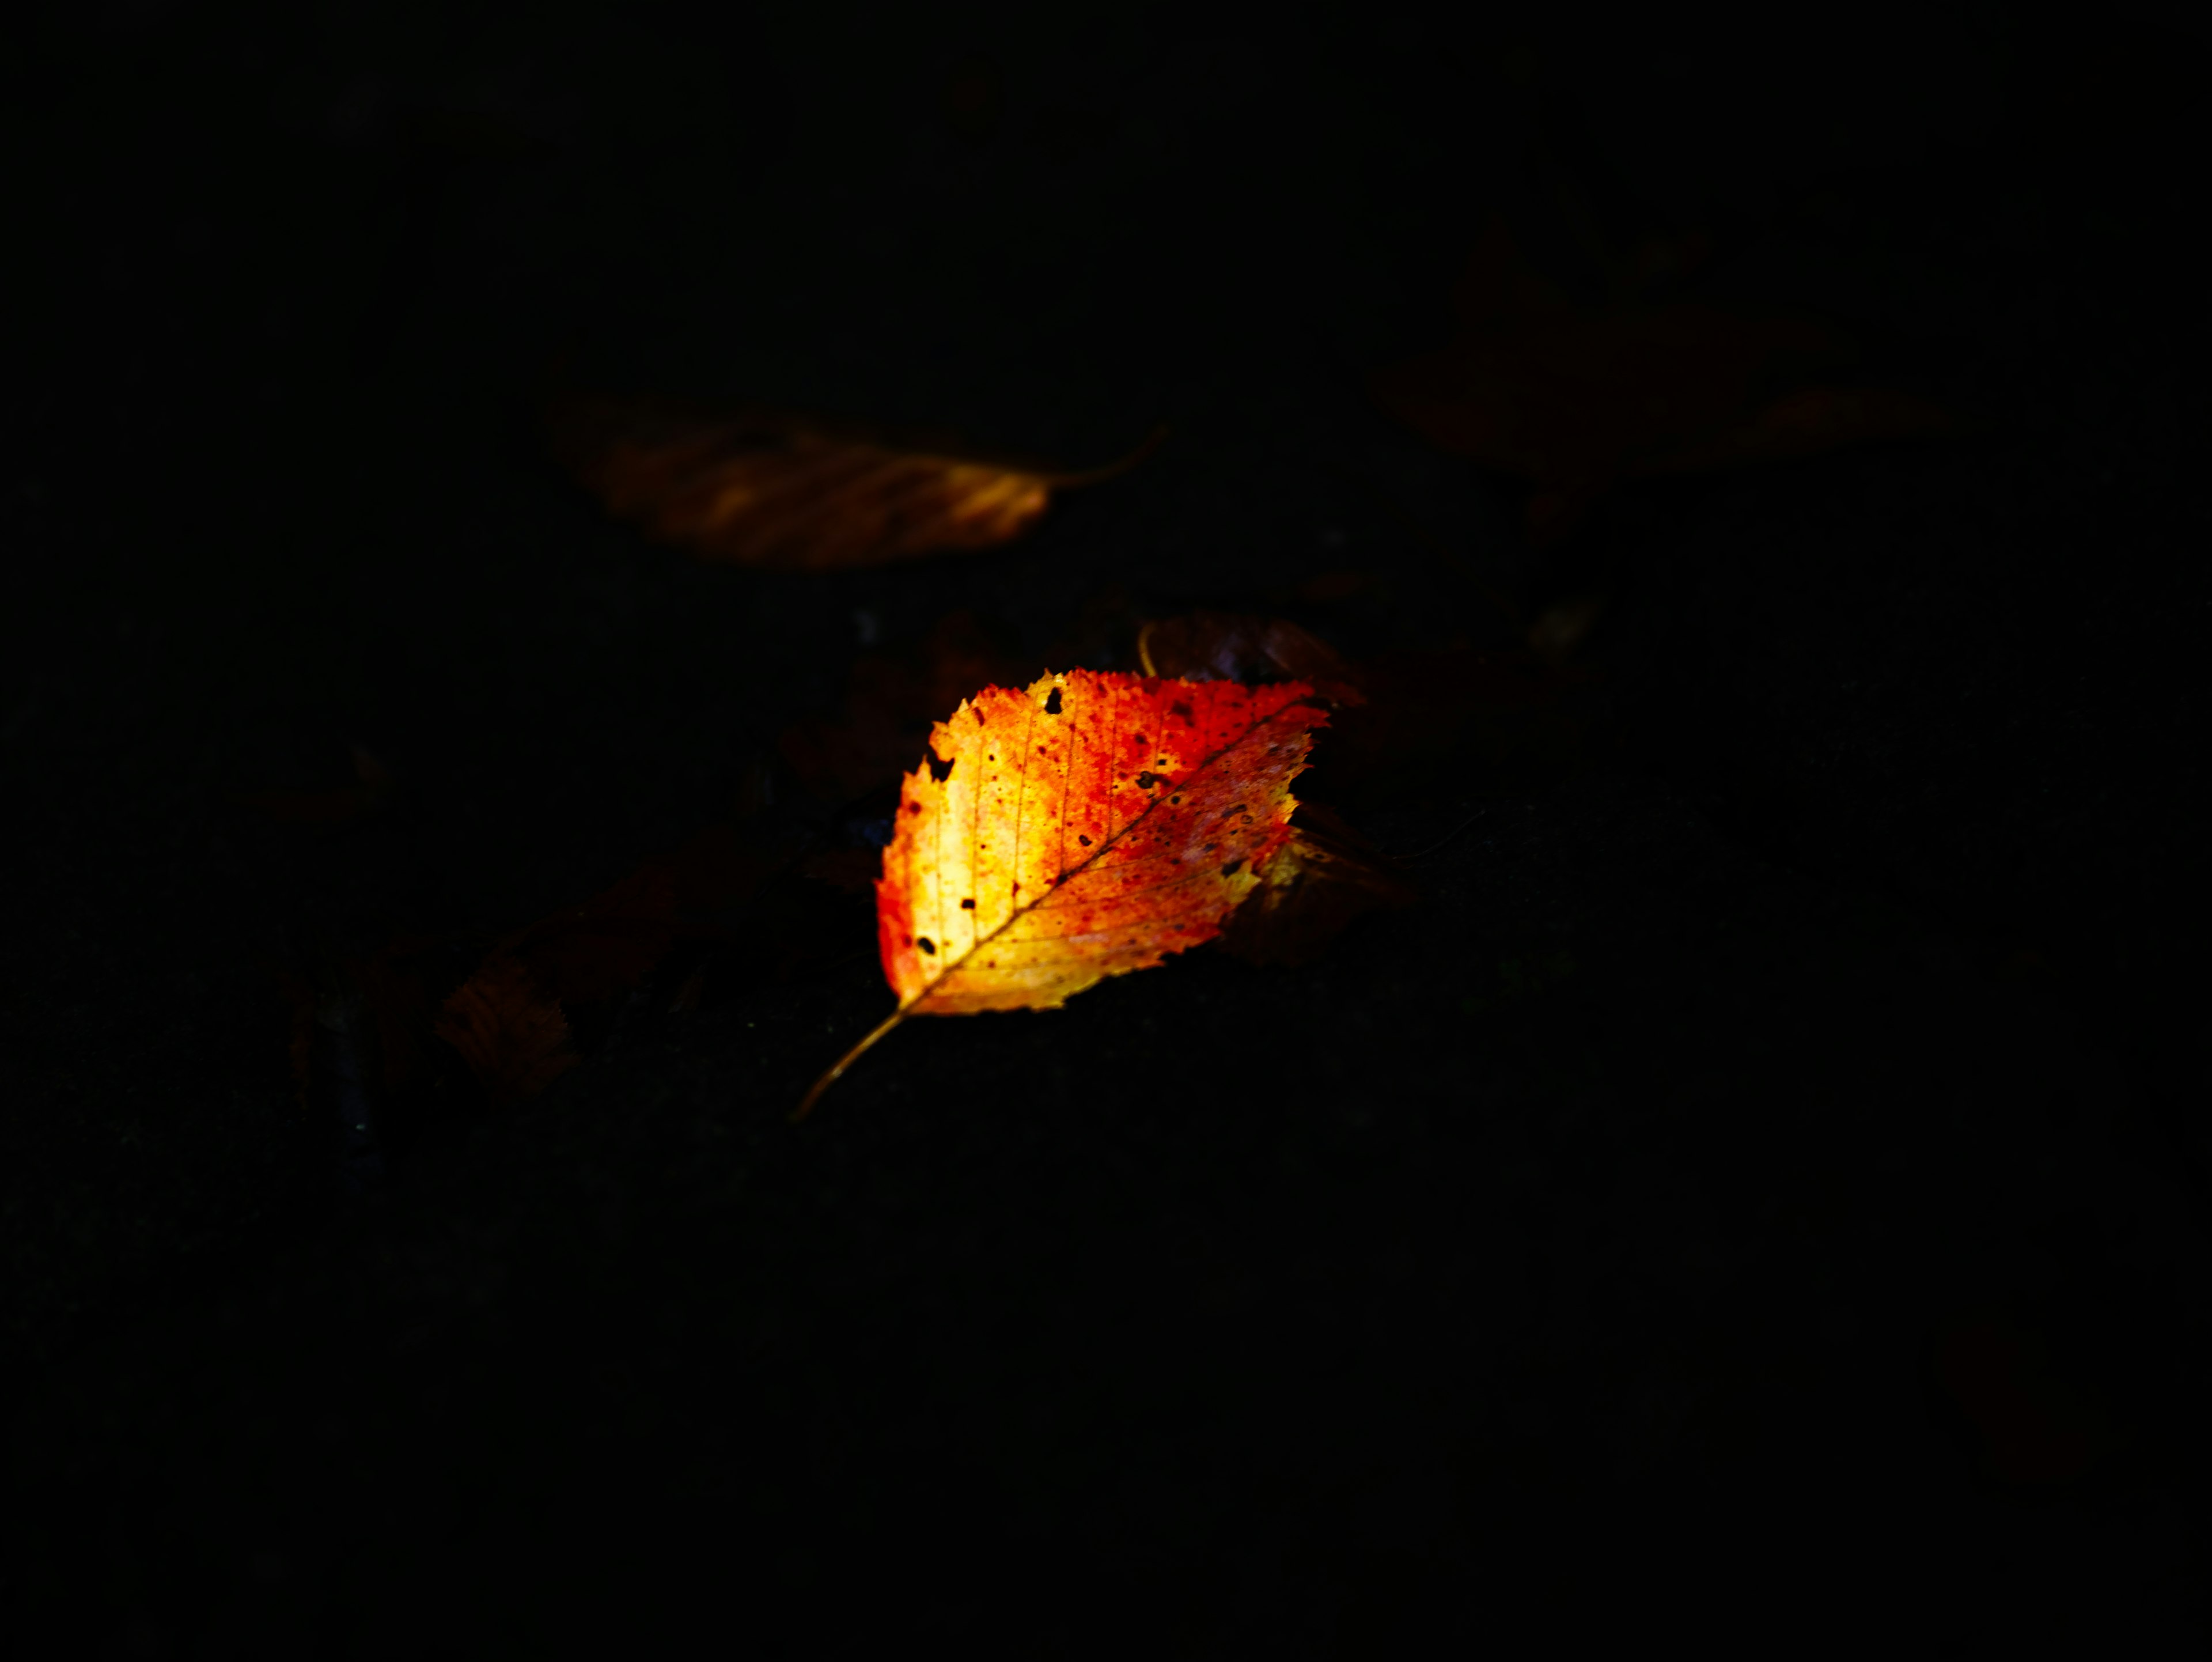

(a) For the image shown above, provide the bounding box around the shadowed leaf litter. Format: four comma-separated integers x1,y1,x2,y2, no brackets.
548,391,1165,569
778,609,1041,807
289,198,1955,1138
1214,798,1418,968
437,822,787,1104
237,744,397,827
1369,215,1961,543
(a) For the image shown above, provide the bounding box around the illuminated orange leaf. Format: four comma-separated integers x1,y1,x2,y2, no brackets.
797,669,1329,1117
550,393,1164,570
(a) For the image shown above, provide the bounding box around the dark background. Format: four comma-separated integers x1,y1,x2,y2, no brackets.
6,1,2209,1653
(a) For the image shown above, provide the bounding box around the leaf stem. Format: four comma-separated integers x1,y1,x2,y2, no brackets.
791,1005,910,1123
1042,423,1170,487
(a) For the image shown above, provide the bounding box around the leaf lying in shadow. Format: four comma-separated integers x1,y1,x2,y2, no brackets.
1137,612,1368,706
1127,610,1599,794
435,954,578,1108
1315,646,1597,790
1932,1310,2118,1489
1525,592,1605,665
436,821,787,1105
942,53,1003,143
1218,801,1416,967
238,744,396,826
550,392,1163,570
778,609,1040,806
1369,216,1960,543
1636,385,1959,472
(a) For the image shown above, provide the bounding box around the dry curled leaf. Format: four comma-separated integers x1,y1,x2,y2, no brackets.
798,668,1329,1117
550,392,1163,570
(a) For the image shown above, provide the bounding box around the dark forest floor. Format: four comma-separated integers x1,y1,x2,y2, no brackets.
5,5,2209,1656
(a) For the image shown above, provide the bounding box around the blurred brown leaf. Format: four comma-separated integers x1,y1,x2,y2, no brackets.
942,54,1003,143
550,392,1162,570
435,955,578,1108
1525,593,1606,665
1370,216,1959,543
238,744,395,826
434,821,786,1104
1933,1311,2113,1489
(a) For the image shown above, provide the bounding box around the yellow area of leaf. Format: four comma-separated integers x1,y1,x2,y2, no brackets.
797,668,1327,1117
550,393,1162,571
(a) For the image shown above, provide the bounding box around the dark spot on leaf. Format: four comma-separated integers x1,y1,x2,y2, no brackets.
1078,835,1093,846
918,937,936,955
1044,687,1063,714
1170,796,1181,804
960,898,975,909
1135,772,1160,789
1169,699,1194,718
927,749,955,782
1221,860,1243,876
